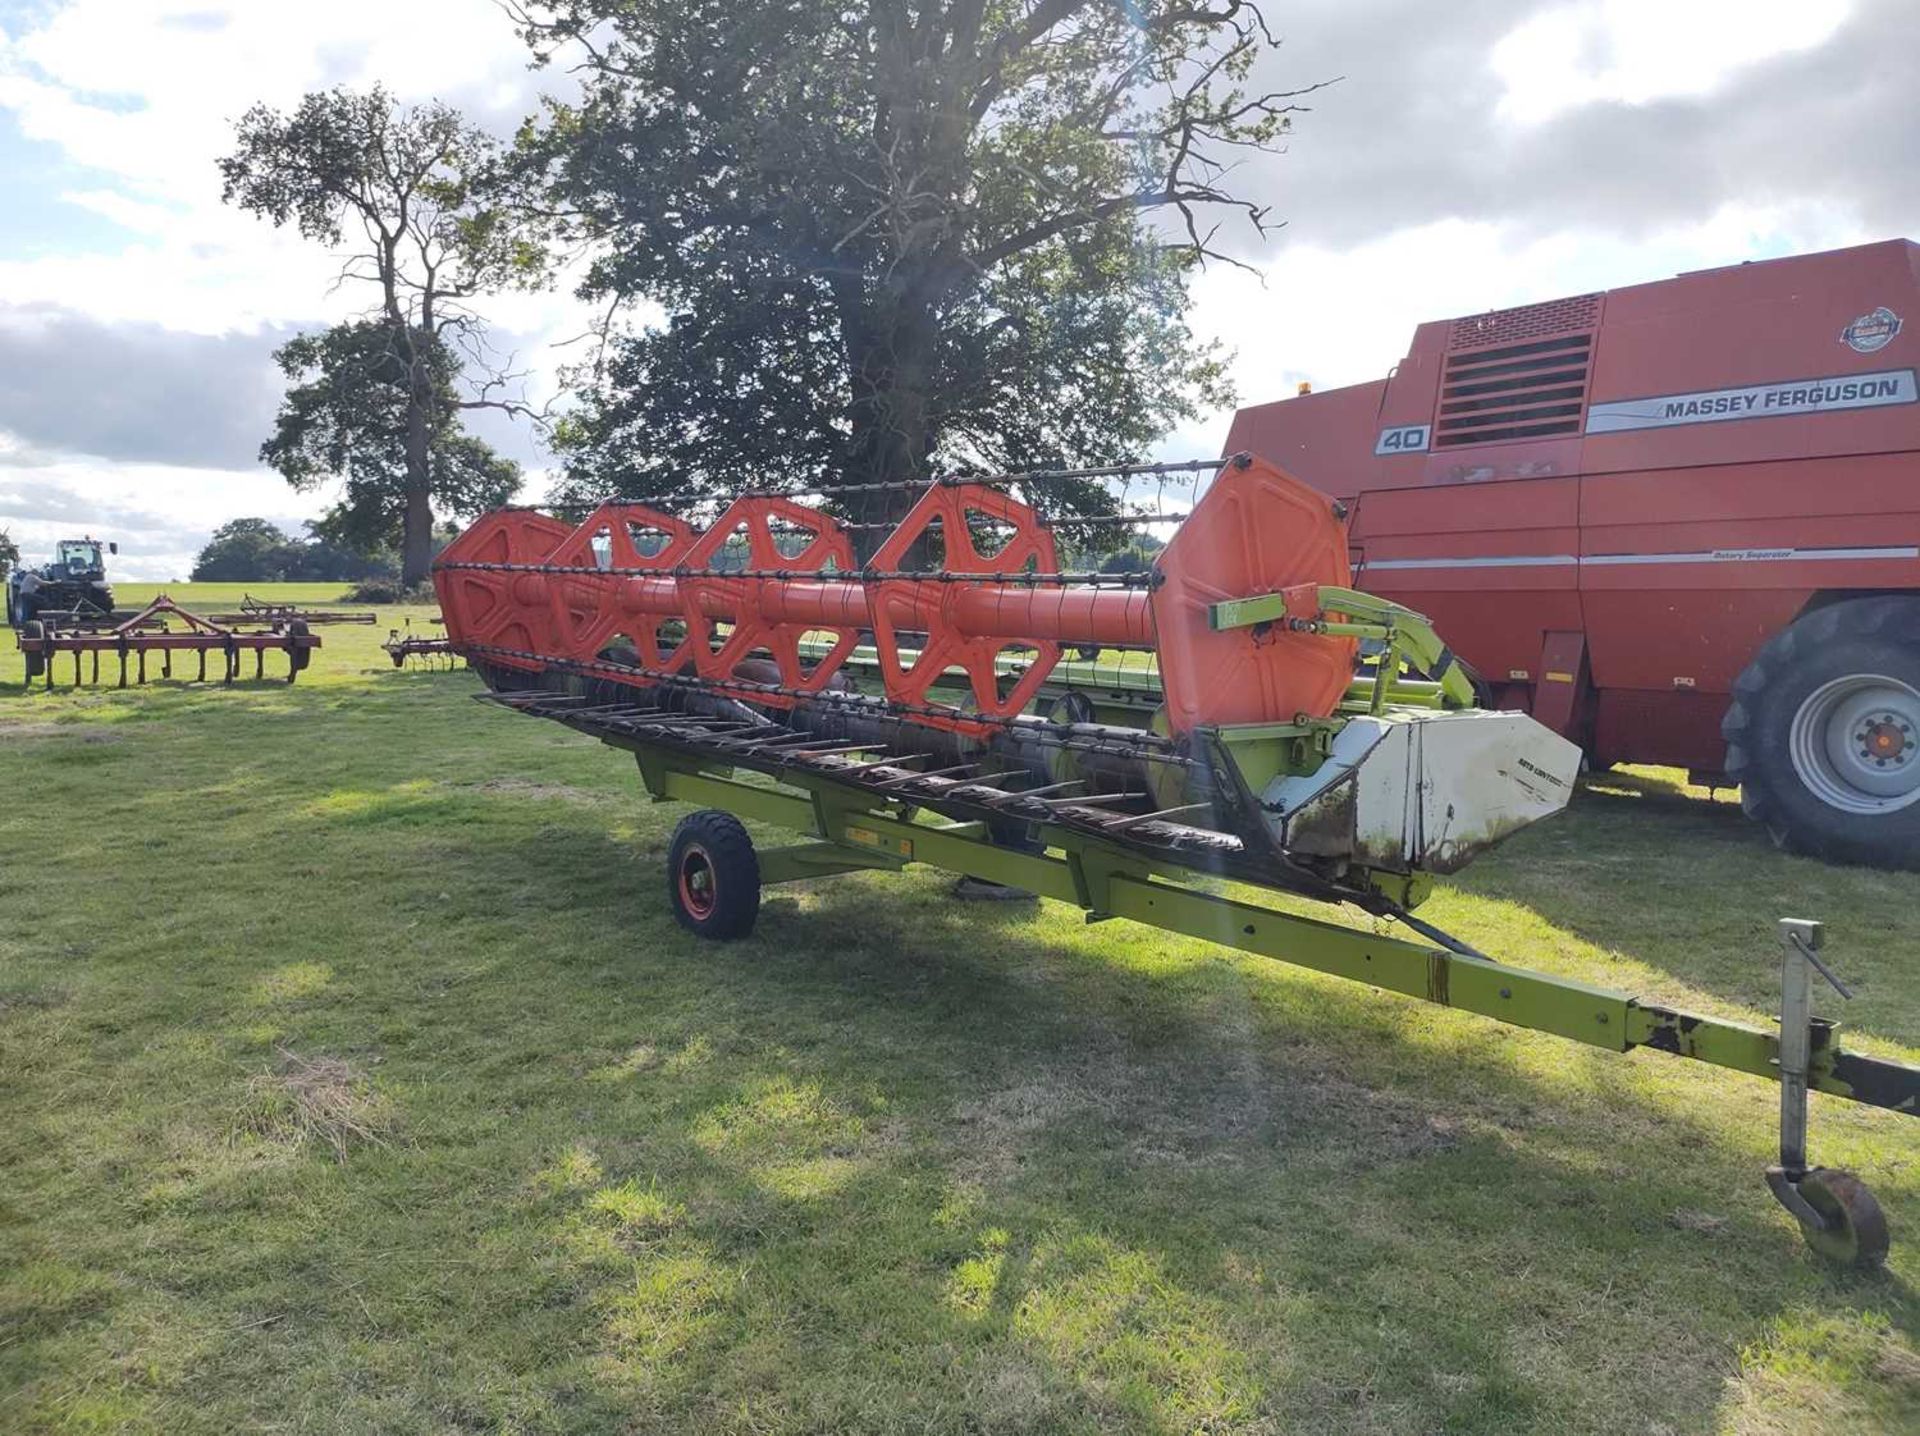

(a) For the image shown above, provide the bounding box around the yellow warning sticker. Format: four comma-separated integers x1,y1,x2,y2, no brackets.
844,825,914,859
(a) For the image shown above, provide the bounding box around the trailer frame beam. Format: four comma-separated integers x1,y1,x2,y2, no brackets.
596,719,1918,1117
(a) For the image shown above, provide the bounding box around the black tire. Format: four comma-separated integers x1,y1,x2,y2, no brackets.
667,810,760,940
21,620,44,681
287,619,312,674
1724,596,1920,869
1796,1168,1891,1270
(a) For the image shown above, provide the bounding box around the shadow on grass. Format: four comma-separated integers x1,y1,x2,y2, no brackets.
8,695,1915,1434
1440,768,1920,1047
399,824,1919,1433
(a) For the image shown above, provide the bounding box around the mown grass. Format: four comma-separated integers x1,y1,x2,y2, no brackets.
0,584,1915,1434
112,581,381,610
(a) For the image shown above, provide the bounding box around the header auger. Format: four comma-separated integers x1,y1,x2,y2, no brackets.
437,452,1916,1268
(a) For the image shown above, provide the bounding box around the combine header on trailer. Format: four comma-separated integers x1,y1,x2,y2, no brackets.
436,453,1916,1266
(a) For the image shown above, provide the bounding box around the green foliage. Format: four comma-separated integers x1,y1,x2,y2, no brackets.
221,87,546,581
260,322,520,554
340,577,437,605
190,517,401,584
0,527,18,573
517,1,1299,522
220,86,544,296
190,518,293,583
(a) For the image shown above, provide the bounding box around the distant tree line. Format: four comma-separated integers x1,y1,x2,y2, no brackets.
189,518,402,584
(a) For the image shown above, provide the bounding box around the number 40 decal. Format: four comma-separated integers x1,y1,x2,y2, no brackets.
1374,424,1431,455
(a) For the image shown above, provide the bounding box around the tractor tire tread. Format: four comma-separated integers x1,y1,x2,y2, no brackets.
1723,595,1920,869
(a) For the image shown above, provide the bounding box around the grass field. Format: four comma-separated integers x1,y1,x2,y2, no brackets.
1,583,1916,1434
113,583,387,608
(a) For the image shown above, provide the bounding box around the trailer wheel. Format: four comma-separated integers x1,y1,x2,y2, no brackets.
1795,1168,1890,1270
20,620,45,681
667,810,761,940
1724,596,1920,869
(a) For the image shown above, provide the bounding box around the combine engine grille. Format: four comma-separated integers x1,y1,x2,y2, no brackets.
1435,333,1595,447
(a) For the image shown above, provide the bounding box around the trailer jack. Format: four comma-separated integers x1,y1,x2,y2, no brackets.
1763,919,1891,1268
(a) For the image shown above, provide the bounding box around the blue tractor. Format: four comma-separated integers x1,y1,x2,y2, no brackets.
5,537,118,627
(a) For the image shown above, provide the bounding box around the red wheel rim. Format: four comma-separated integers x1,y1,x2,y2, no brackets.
677,844,717,918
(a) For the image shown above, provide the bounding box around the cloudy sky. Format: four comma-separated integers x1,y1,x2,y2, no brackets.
0,0,1914,578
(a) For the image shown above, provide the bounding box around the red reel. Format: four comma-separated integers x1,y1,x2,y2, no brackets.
679,496,862,700
432,509,577,669
541,503,699,671
867,483,1062,733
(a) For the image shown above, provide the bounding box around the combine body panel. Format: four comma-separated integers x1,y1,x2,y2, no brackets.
1227,238,1920,866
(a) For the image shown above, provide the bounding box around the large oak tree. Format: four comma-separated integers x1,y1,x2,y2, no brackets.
513,1,1314,537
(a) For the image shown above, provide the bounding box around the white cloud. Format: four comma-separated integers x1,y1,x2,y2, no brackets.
0,0,580,577
1491,0,1854,125
0,449,323,580
0,0,577,339
1,0,539,197
1176,198,1878,454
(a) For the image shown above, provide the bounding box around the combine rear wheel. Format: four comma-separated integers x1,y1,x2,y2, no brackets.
1725,596,1920,869
667,810,761,940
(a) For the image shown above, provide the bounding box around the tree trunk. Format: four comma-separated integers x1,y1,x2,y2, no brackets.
841,297,939,561
399,313,435,588
401,363,434,588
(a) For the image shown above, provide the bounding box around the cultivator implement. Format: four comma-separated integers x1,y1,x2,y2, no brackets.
206,594,377,626
437,452,1917,1267
17,594,319,688
384,617,460,669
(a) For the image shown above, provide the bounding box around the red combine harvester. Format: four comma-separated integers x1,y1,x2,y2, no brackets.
1227,238,1920,868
